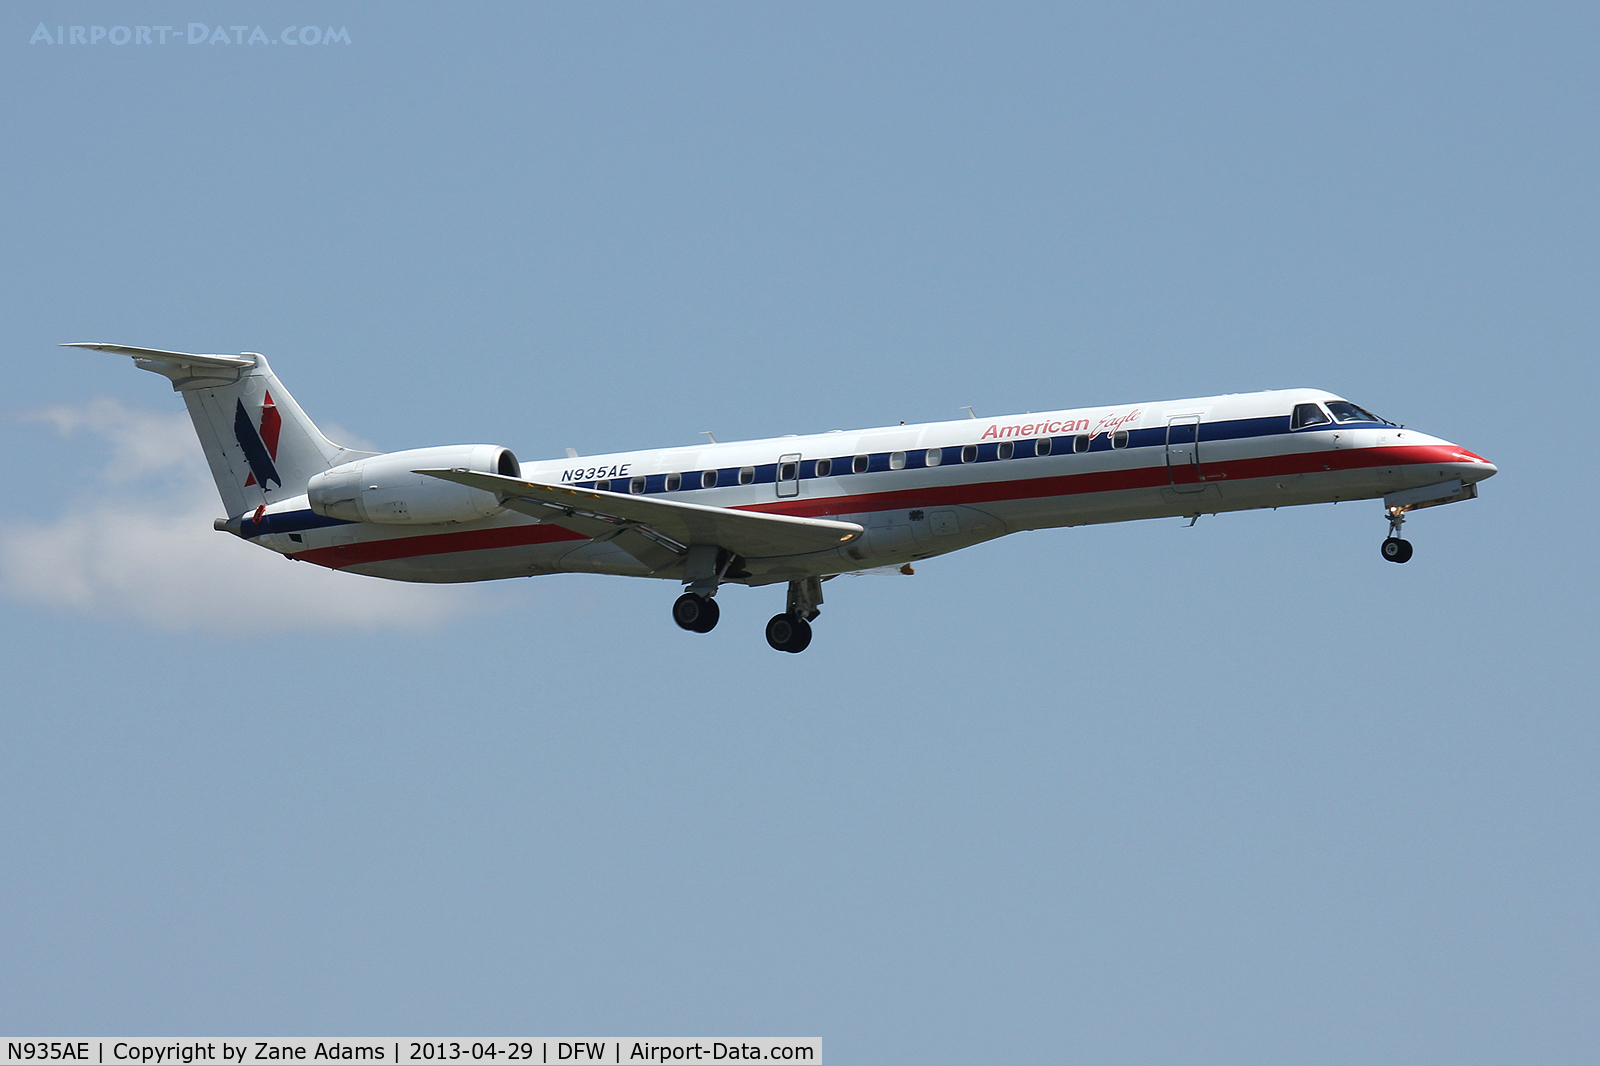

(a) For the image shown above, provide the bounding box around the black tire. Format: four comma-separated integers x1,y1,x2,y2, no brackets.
1381,537,1414,564
765,613,813,653
673,593,719,632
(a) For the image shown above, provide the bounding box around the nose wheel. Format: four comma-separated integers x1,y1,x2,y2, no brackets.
672,592,720,632
1381,506,1414,563
1381,536,1413,563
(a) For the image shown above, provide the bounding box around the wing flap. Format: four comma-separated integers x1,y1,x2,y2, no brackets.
416,469,863,559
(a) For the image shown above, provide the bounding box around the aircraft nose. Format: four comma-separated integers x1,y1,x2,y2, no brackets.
1455,447,1497,480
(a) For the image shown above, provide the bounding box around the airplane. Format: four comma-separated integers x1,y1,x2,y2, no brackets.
70,342,1497,652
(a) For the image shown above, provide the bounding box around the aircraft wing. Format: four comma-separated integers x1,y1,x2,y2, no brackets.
416,469,864,559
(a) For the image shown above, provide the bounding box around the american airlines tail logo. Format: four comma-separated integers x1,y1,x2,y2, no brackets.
234,391,282,489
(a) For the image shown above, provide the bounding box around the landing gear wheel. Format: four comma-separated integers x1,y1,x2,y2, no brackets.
765,613,813,653
673,593,720,632
1381,537,1413,564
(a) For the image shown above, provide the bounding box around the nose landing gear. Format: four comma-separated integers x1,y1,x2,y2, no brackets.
1381,506,1413,564
1381,536,1413,563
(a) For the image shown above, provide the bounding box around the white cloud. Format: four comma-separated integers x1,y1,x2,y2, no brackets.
1,399,482,631
318,420,382,454
31,396,201,483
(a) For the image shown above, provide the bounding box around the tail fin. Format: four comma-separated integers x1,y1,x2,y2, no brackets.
65,343,374,517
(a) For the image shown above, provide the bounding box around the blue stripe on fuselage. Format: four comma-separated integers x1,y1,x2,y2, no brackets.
564,413,1318,495
243,509,354,538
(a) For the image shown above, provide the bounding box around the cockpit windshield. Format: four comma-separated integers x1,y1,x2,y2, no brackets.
1290,403,1331,430
1325,400,1390,425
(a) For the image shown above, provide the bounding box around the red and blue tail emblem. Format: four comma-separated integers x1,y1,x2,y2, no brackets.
234,391,282,489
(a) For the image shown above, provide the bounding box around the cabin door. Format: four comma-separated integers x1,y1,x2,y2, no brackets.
1166,416,1204,492
776,453,801,498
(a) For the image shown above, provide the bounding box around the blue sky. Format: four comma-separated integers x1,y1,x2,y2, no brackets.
2,3,1596,1062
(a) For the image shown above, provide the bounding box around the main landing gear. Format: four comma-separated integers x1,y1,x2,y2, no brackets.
1381,506,1414,564
672,592,720,633
765,575,822,654
764,613,813,654
672,575,825,653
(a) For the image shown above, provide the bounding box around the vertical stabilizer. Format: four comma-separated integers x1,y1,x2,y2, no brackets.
64,343,374,517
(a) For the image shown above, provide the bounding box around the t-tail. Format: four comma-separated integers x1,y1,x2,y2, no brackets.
62,343,374,517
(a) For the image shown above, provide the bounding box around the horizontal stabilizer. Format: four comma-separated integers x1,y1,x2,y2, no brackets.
72,341,350,513
61,342,255,369
417,469,863,560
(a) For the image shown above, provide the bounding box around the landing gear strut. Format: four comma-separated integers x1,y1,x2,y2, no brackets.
1381,506,1414,564
765,576,824,654
674,543,733,634
672,572,826,649
672,592,719,633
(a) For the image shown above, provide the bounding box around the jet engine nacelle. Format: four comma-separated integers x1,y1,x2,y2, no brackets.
307,444,519,525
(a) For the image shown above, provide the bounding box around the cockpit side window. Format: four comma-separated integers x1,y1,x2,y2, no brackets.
1325,400,1389,425
1291,403,1332,430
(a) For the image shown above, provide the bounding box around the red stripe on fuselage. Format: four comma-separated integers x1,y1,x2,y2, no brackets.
289,521,585,569
291,443,1481,569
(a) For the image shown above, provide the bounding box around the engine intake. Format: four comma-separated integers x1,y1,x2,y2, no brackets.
307,445,519,525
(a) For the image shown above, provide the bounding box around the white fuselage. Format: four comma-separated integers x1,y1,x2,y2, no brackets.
248,387,1495,586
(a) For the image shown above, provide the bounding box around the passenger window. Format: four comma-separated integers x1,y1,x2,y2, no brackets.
1291,403,1332,430
596,480,611,491
739,466,755,485
1074,434,1090,453
997,441,1014,459
961,444,977,463
630,476,645,494
815,458,832,477
889,451,906,470
925,447,942,467
853,454,869,474
1111,430,1128,449
701,470,718,489
779,462,797,480
666,472,681,491
1035,438,1052,456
